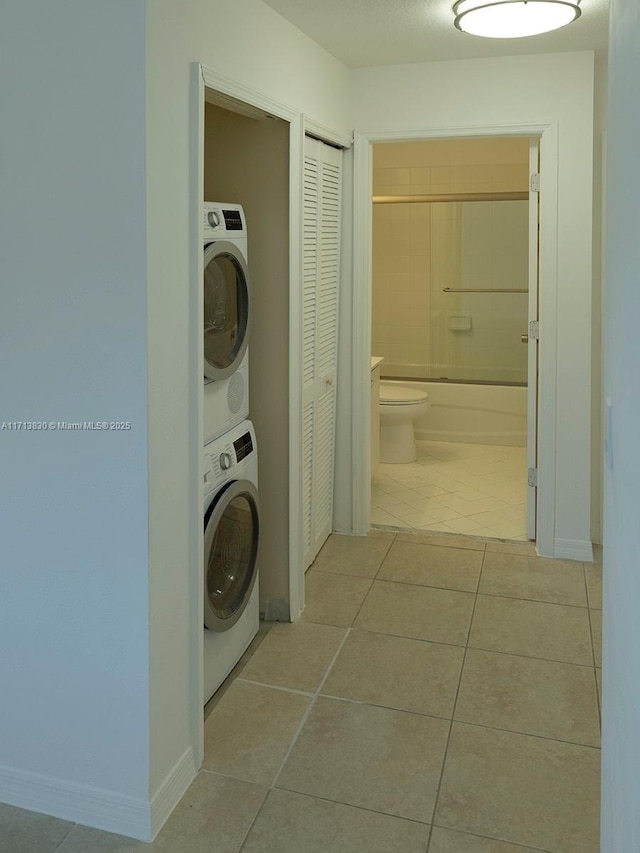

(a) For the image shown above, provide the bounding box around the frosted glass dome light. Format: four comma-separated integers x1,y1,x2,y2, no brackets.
453,0,581,38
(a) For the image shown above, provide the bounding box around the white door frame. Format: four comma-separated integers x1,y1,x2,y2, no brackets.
190,64,351,766
352,122,559,557
191,64,303,767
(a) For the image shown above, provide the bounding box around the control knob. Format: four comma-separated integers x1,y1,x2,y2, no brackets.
219,452,232,471
207,210,221,228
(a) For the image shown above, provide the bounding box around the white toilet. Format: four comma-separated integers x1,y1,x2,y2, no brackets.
379,382,430,463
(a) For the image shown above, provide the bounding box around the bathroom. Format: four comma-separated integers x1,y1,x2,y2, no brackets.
371,136,533,541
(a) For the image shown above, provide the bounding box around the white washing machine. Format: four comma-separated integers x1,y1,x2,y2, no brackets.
203,419,260,703
203,202,251,445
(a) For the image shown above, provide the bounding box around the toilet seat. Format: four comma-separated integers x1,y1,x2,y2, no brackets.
380,384,429,405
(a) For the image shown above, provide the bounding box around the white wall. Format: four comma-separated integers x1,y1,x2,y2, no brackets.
601,0,640,848
343,52,595,554
0,0,150,830
0,0,350,840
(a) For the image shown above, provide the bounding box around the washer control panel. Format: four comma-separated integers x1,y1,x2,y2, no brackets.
203,422,256,497
202,202,246,239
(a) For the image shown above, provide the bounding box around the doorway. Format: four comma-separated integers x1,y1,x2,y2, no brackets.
369,136,537,542
349,122,559,556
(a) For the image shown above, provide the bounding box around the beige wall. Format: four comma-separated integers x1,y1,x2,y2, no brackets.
204,102,291,618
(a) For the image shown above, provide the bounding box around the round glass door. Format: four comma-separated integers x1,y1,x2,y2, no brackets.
204,479,259,632
203,241,251,381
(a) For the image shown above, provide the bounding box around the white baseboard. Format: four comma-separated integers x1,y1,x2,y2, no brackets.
0,747,197,842
150,747,197,840
0,763,152,841
554,538,594,562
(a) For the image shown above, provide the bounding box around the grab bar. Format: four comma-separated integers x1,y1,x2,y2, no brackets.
443,287,528,294
373,192,528,204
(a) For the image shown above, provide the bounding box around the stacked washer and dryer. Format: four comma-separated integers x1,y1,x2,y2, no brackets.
202,202,260,705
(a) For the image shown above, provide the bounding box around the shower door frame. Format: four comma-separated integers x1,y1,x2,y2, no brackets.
351,121,559,557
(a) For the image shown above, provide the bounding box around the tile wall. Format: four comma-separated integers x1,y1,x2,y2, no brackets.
372,138,530,383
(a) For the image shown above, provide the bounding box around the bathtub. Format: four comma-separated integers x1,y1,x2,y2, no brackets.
381,379,527,447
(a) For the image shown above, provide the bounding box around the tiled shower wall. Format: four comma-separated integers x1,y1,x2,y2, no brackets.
372,138,530,382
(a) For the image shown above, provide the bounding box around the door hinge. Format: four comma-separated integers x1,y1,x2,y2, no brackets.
530,173,540,193
528,467,538,488
528,320,539,340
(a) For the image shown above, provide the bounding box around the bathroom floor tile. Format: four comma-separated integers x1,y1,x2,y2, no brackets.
454,648,600,746
239,621,346,692
355,580,475,646
435,723,600,851
301,571,372,627
0,803,73,853
469,595,593,665
321,629,464,718
377,540,483,592
429,826,542,853
276,697,449,823
479,552,587,606
372,443,528,542
309,532,394,578
202,681,311,785
242,789,431,853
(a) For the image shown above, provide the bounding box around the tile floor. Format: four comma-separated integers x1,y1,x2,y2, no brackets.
2,531,602,852
372,440,529,540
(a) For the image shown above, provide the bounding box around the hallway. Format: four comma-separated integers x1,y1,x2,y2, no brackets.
3,531,601,852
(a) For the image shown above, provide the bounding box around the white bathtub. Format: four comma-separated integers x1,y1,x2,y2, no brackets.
382,379,527,447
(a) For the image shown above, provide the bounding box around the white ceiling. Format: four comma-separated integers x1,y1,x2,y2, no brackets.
261,0,609,67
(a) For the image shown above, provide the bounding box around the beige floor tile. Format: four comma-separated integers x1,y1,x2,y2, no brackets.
203,681,310,785
585,563,603,609
469,595,593,665
57,774,267,853
242,789,431,853
310,533,394,578
371,508,403,527
485,541,538,557
322,629,464,718
277,697,448,823
396,531,485,551
590,609,602,666
429,826,540,852
0,803,72,853
455,648,600,747
378,541,483,592
355,580,475,646
301,571,372,628
479,552,587,606
436,723,600,852
239,621,345,692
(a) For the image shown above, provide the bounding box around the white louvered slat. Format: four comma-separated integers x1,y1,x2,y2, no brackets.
302,401,315,560
302,136,342,569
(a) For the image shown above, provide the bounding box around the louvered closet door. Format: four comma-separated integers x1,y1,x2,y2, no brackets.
302,135,342,570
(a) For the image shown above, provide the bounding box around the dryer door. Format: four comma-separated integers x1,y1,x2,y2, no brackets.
203,241,250,380
204,479,259,632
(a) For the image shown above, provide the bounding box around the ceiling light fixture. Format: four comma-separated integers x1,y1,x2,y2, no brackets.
453,0,581,38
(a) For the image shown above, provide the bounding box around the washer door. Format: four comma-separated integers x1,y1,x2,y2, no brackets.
204,479,259,632
203,241,250,381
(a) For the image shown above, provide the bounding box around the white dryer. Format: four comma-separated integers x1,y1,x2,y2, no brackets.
203,202,251,445
203,419,260,703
